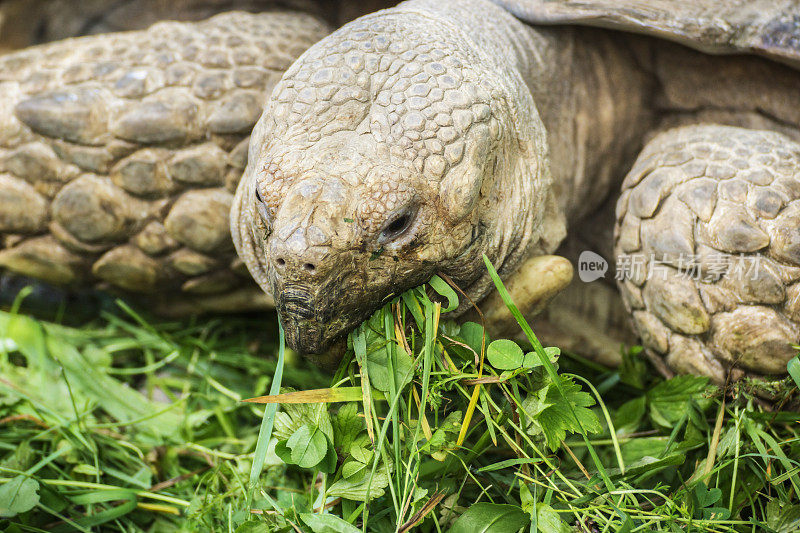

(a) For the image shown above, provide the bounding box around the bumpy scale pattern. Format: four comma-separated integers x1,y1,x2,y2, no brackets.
254,4,504,234
614,125,800,381
0,11,328,311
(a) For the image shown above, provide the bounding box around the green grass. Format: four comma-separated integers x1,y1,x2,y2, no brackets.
0,263,799,532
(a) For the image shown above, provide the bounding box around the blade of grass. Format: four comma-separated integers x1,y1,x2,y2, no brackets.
353,326,375,443
703,397,726,478
481,254,615,491
456,316,486,447
382,309,402,500
788,356,800,389
362,369,408,530
246,316,286,508
728,405,742,513
244,387,385,404
479,389,498,446
456,387,482,447
571,374,625,474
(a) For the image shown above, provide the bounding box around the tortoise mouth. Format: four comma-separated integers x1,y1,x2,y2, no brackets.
272,276,381,355
268,240,440,357
277,296,378,355
281,316,333,354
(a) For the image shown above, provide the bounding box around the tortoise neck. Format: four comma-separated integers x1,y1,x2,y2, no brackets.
516,26,655,225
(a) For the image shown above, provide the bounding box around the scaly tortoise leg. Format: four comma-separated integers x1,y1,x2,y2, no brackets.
614,125,800,384
0,10,330,314
0,0,314,52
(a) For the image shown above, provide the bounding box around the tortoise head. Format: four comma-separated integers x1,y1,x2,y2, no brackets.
232,4,564,355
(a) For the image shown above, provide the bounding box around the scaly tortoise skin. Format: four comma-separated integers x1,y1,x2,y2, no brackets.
0,0,391,53
0,1,307,51
1,0,800,382
0,9,330,313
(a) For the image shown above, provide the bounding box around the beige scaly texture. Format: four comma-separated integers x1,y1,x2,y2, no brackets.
615,125,800,381
232,0,564,351
0,11,329,313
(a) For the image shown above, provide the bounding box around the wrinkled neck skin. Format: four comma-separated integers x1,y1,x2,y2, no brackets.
232,0,568,354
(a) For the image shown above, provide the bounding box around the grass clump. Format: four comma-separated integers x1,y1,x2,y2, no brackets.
0,261,799,532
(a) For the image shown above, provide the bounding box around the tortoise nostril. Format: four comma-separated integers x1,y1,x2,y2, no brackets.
303,263,316,272
276,257,286,267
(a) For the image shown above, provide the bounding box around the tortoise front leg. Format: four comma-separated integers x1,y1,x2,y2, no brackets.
466,254,573,338
614,124,800,384
0,10,329,314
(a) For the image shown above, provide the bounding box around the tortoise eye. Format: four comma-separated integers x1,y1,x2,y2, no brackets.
383,214,411,237
379,207,417,244
254,186,271,227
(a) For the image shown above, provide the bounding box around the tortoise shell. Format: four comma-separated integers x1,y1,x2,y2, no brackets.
493,0,800,68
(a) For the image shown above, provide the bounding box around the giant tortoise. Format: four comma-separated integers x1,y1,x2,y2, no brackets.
0,0,799,383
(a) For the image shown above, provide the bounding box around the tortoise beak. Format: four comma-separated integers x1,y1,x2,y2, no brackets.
272,276,377,361
275,285,335,354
